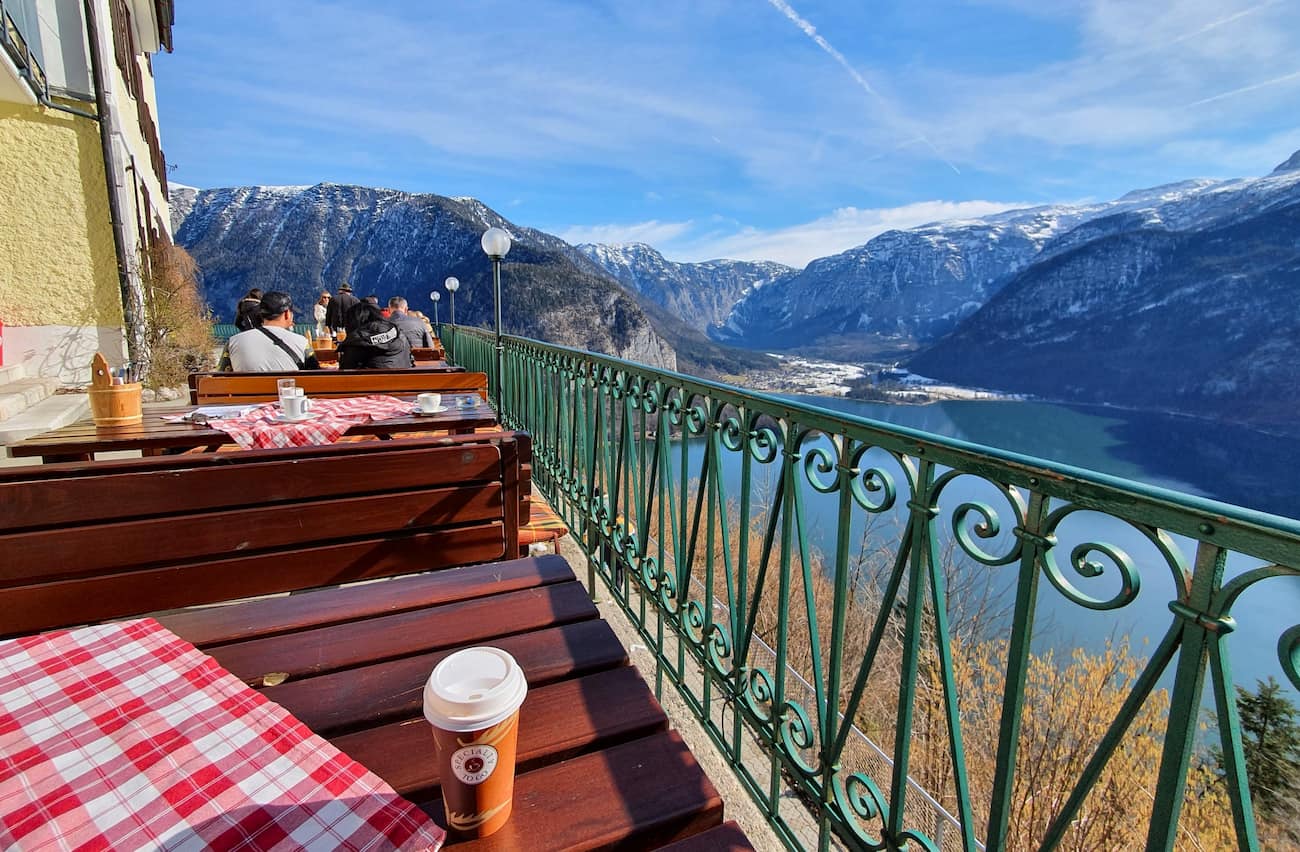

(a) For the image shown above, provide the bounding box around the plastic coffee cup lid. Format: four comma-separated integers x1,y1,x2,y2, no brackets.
423,647,527,732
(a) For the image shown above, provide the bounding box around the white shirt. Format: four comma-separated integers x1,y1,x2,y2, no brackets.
227,326,312,371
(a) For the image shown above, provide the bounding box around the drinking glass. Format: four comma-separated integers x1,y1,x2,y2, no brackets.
277,378,296,404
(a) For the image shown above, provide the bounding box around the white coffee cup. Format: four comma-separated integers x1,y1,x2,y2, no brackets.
417,392,442,412
282,395,313,419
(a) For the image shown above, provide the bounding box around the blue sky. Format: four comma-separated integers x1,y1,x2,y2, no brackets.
156,0,1300,267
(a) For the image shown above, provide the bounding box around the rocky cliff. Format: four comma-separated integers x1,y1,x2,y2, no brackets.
577,242,793,333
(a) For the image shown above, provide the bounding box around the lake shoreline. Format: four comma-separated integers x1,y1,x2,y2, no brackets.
747,353,1300,440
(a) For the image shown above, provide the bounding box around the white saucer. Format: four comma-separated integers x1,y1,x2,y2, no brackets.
412,406,447,415
275,411,317,423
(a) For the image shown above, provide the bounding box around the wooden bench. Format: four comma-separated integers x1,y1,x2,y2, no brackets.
0,432,524,638
312,351,450,367
0,435,754,850
308,345,444,367
189,369,487,405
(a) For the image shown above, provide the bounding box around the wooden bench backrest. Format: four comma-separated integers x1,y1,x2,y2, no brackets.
0,432,526,637
309,347,443,365
192,370,487,404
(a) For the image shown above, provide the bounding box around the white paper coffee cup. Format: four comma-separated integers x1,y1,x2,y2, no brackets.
424,647,527,838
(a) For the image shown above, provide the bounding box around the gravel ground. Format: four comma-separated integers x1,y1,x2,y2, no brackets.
556,535,820,852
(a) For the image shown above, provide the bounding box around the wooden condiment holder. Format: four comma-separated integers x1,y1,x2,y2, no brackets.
87,353,143,427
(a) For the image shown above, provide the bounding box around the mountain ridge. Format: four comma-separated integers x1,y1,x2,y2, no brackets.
577,241,793,334
171,183,678,370
714,155,1300,351
907,184,1300,430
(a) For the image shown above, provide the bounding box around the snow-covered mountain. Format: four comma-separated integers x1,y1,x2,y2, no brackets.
576,243,793,333
909,171,1300,430
715,156,1300,349
171,183,677,369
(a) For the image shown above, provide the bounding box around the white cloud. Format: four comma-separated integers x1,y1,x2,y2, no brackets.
650,200,1029,268
557,220,696,247
1155,128,1300,176
925,0,1300,159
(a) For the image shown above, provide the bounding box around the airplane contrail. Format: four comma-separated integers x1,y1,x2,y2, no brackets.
765,0,879,98
1186,69,1300,107
1163,1,1277,51
764,0,960,175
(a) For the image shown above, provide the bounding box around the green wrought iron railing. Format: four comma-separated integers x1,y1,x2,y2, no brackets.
212,323,317,341
445,324,1300,851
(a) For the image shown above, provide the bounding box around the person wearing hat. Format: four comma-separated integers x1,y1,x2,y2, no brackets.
325,282,359,332
226,291,320,371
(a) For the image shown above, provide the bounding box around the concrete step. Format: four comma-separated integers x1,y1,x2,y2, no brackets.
0,376,62,421
0,363,26,384
0,391,90,450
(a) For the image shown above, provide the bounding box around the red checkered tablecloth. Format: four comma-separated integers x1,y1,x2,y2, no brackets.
211,395,416,449
0,618,444,851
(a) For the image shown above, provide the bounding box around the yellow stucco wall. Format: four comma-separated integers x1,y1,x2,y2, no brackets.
0,100,121,328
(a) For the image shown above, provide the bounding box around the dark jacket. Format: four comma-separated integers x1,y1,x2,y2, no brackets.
234,298,261,331
325,290,360,330
389,311,433,349
337,318,412,369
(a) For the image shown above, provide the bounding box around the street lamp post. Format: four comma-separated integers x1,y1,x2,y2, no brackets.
444,276,459,325
480,227,511,404
430,291,441,333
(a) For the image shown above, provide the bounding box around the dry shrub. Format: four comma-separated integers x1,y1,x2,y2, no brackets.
142,243,214,390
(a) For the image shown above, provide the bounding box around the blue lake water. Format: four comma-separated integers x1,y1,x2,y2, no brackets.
784,395,1300,520
671,395,1300,701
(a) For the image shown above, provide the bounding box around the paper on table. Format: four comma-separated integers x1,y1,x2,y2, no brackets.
162,404,258,422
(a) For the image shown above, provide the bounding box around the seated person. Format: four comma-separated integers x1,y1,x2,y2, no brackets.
337,301,412,369
387,296,433,349
233,288,264,332
224,291,320,371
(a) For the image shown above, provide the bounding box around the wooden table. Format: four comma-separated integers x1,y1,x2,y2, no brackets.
8,397,500,463
152,555,740,850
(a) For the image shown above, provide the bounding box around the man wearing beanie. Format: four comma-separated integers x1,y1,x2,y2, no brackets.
325,282,360,332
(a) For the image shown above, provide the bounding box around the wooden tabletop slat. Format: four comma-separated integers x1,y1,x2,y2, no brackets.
654,821,757,851
330,666,668,799
256,619,629,735
208,581,599,683
422,731,724,851
158,555,574,647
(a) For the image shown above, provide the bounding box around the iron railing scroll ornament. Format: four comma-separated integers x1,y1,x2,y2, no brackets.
442,325,1300,852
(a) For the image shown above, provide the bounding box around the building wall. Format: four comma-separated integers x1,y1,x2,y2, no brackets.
121,79,171,241
0,100,125,380
0,0,172,383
